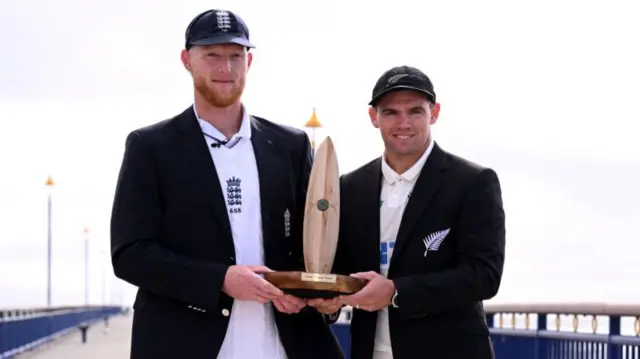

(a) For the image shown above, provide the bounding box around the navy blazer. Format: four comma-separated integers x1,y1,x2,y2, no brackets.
110,106,344,359
334,143,506,359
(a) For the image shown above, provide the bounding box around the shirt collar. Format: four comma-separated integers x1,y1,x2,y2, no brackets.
381,139,435,185
193,104,252,147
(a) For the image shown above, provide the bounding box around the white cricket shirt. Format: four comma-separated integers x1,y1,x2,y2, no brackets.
195,105,287,359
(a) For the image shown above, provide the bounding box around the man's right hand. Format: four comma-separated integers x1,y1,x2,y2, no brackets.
222,265,284,303
307,297,343,315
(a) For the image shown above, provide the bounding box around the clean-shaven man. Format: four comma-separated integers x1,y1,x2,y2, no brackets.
309,65,506,359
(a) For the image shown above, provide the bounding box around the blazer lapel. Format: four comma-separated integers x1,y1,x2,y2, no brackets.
390,143,449,267
249,118,283,258
358,158,384,271
174,107,233,244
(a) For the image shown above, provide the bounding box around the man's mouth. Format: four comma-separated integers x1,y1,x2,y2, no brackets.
393,134,415,140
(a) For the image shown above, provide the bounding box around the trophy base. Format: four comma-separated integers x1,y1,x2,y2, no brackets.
264,271,367,299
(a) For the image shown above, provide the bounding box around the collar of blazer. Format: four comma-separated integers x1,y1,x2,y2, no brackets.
354,142,450,268
391,142,449,266
171,106,293,252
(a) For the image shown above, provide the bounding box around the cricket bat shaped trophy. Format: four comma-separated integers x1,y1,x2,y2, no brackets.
264,136,367,298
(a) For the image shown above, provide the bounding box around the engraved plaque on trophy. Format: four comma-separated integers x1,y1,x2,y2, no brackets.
264,136,367,298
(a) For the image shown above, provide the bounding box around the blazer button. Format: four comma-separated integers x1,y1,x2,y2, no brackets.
222,308,230,317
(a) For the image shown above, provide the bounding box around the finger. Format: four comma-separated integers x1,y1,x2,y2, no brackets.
307,298,324,306
254,284,281,300
285,298,306,312
283,295,305,307
276,298,298,313
254,292,273,304
350,271,377,280
318,298,338,309
273,299,289,313
259,290,282,301
255,277,284,297
247,265,274,273
277,296,296,309
319,300,342,314
308,298,334,307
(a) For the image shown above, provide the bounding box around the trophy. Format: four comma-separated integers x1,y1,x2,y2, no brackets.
264,136,367,298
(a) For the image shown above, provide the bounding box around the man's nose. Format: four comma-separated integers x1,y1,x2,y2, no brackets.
397,114,411,128
217,60,232,73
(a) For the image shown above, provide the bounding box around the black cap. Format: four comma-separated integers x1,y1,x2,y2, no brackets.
369,66,436,106
185,9,255,50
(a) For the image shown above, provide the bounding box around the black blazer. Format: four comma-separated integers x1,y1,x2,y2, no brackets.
334,142,506,359
110,106,344,359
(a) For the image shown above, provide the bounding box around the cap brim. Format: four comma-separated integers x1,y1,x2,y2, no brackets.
369,85,435,106
190,34,255,48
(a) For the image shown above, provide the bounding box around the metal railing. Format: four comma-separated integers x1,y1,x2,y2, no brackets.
3,302,638,358
0,305,126,359
332,302,640,359
485,302,640,359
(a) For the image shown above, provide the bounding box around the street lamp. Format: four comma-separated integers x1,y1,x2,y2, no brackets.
304,107,322,152
45,174,54,307
100,249,107,306
83,227,90,306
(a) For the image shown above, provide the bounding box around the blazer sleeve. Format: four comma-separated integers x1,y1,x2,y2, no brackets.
110,130,229,311
391,168,506,318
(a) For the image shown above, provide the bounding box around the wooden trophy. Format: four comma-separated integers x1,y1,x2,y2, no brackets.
264,136,367,298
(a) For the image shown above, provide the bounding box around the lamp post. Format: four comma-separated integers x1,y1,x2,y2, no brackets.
45,174,55,307
83,227,90,306
100,249,107,305
304,107,322,152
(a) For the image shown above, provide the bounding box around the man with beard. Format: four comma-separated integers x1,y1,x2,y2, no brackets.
110,9,344,359
308,66,506,359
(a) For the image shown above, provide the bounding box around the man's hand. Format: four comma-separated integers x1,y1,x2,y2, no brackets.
222,265,283,303
307,297,343,315
339,271,395,312
273,294,307,314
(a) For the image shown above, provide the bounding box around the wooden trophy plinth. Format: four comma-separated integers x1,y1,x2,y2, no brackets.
265,136,368,299
264,271,367,299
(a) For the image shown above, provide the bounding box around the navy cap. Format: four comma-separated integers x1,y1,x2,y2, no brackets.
185,9,255,50
369,66,436,106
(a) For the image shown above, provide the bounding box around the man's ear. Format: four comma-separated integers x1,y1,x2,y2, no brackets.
429,102,441,125
181,49,192,73
368,106,379,128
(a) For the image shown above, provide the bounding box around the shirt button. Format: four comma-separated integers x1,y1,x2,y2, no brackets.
222,308,230,317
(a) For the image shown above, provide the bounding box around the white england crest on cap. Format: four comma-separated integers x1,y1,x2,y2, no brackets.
215,11,231,32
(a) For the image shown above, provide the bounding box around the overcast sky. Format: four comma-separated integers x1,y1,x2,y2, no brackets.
1,0,639,308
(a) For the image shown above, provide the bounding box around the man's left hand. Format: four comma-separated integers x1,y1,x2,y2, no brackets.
272,294,306,314
339,271,395,312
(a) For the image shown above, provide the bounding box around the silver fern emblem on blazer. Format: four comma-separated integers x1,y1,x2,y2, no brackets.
423,229,450,258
